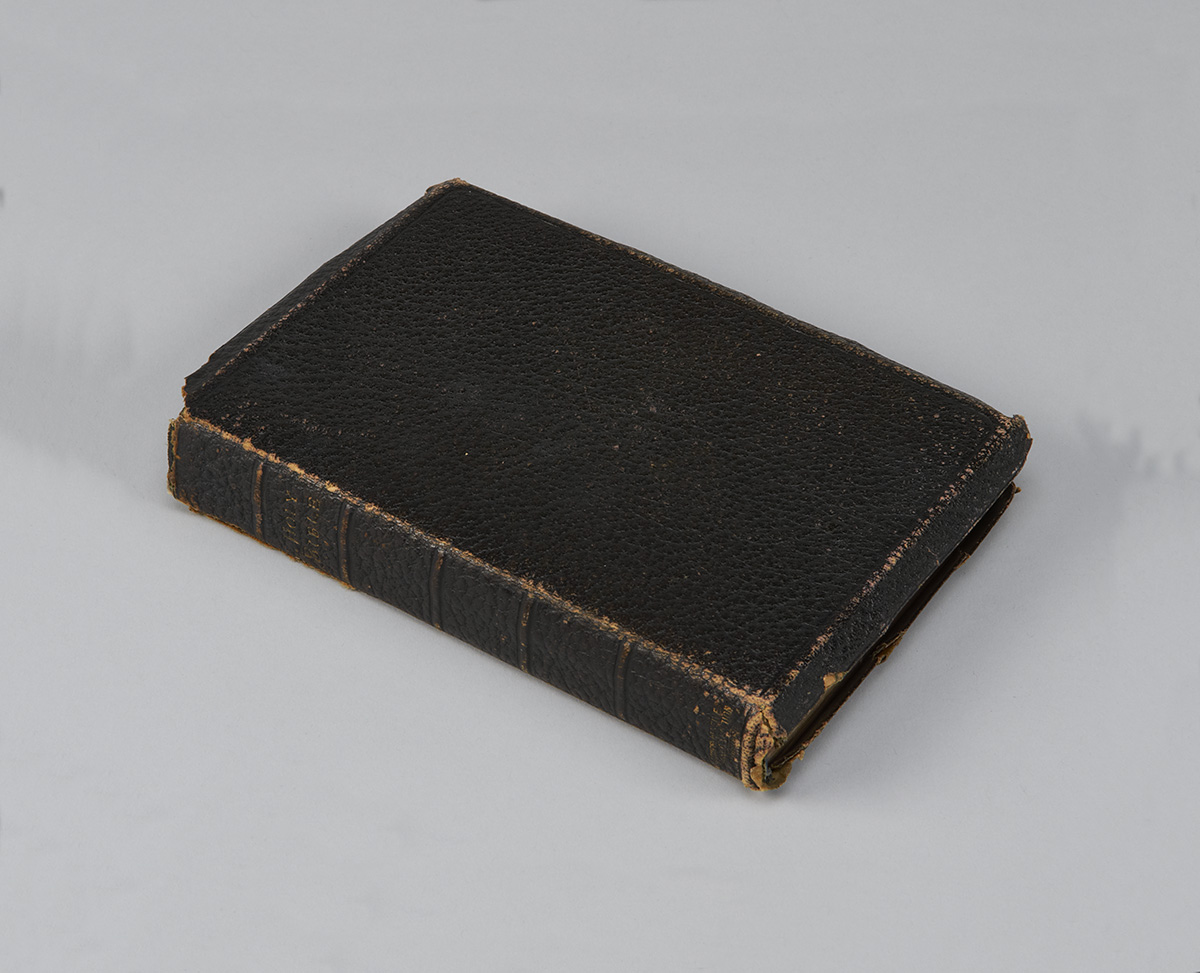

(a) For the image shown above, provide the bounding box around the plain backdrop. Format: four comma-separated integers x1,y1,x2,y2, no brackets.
2,3,1198,971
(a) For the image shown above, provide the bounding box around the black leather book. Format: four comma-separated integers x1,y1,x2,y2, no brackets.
170,179,1031,789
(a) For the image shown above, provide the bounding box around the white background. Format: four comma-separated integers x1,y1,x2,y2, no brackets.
2,3,1198,970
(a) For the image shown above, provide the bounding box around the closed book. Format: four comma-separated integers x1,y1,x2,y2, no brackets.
169,179,1031,789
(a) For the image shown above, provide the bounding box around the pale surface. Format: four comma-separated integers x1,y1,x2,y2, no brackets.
2,3,1198,971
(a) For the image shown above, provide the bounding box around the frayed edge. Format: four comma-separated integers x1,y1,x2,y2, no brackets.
741,706,789,791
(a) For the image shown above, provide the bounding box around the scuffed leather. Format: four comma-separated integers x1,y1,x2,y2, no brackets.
171,180,1031,787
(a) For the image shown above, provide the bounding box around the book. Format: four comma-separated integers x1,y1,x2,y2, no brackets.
169,179,1031,789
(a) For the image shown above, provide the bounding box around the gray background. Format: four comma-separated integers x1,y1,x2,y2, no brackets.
2,3,1198,970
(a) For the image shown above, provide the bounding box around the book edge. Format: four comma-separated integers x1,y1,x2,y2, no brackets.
168,410,772,785
182,179,467,398
746,414,1033,787
190,177,1012,422
779,413,1032,689
445,181,1013,422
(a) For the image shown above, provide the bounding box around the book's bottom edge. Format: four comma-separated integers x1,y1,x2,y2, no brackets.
759,480,1019,789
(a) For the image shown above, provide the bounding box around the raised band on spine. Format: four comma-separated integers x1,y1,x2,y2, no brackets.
429,550,445,630
252,461,265,540
338,502,352,585
614,638,635,721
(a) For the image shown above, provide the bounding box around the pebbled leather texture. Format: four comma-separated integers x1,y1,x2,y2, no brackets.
172,180,1031,788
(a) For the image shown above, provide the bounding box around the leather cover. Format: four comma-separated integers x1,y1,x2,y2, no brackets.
169,179,1031,789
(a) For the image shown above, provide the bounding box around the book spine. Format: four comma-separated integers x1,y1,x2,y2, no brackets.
168,415,762,786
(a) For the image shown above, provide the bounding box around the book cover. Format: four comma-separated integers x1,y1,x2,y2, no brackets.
169,179,1031,789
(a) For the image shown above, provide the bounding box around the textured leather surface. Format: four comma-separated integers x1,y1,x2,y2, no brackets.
173,180,1031,787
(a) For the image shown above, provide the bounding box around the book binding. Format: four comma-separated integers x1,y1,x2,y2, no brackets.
169,414,757,784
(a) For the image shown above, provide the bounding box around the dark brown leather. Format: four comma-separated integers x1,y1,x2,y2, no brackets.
170,179,1031,788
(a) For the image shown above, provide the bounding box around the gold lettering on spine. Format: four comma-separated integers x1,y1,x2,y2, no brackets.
282,491,300,551
709,702,735,765
303,494,321,564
